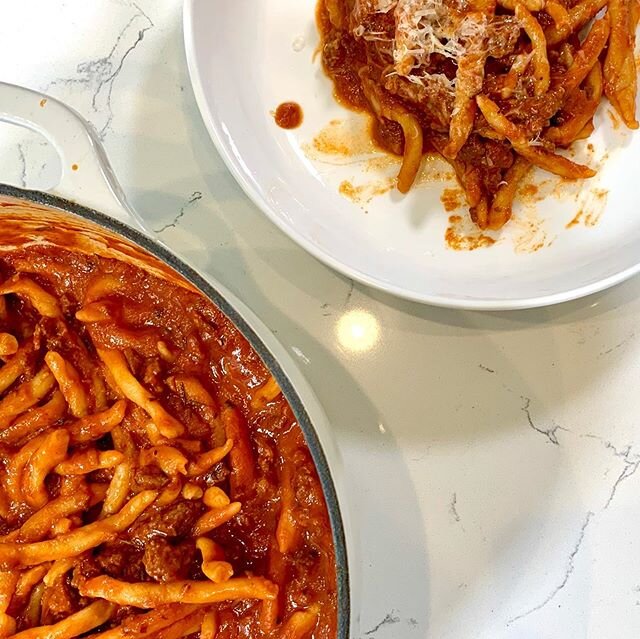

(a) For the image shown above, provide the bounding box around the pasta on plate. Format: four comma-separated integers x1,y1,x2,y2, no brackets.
0,233,336,638
318,0,639,229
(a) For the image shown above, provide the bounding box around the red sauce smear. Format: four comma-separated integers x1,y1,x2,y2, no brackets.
274,102,303,129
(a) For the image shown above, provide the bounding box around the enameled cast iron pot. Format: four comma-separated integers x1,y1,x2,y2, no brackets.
0,82,355,638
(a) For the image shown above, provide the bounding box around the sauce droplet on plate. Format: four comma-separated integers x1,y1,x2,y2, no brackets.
274,102,303,129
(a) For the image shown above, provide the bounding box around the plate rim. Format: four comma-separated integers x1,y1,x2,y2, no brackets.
182,0,640,311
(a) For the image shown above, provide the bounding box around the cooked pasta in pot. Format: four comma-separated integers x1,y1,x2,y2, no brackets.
0,237,336,639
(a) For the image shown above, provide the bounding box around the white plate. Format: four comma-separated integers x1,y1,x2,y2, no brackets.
183,0,640,310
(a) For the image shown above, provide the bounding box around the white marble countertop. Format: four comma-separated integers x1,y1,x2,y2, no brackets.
2,2,640,637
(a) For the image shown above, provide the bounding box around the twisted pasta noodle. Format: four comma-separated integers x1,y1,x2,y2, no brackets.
55,449,124,475
0,344,31,394
545,1,570,32
44,352,88,418
4,433,48,503
476,95,596,178
181,482,203,500
444,54,483,158
22,429,69,509
201,611,219,639
203,486,231,508
514,3,550,96
100,428,134,517
0,491,157,568
604,0,638,127
0,277,61,319
10,600,115,639
251,375,282,409
488,157,531,229
96,349,184,439
221,406,255,497
544,0,608,44
575,119,595,139
390,110,424,193
13,565,49,605
86,605,198,639
197,538,234,583
563,17,610,93
156,476,183,506
547,62,603,145
140,445,188,476
516,145,596,178
187,438,233,476
276,457,299,555
193,501,242,536
497,0,544,9
0,391,66,445
0,572,17,637
79,576,278,607
0,368,56,430
66,399,126,443
359,70,423,193
43,557,78,587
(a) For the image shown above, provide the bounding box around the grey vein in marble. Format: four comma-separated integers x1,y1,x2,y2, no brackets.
45,1,153,139
93,3,154,137
155,191,203,233
520,396,566,445
506,427,640,626
449,492,461,523
343,280,355,309
604,459,640,509
363,611,401,636
582,434,640,509
599,332,636,357
507,511,594,626
478,364,495,373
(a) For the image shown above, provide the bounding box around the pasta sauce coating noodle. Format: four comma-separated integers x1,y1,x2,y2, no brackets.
0,244,336,639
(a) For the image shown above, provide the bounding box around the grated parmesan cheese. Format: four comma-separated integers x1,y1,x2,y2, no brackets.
375,0,396,11
352,0,503,94
394,0,488,73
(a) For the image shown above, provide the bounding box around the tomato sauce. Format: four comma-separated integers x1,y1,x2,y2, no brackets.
274,102,304,129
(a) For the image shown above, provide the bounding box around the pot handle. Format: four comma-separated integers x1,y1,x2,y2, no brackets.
0,82,145,232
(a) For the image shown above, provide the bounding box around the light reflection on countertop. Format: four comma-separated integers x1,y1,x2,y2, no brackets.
336,309,380,353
